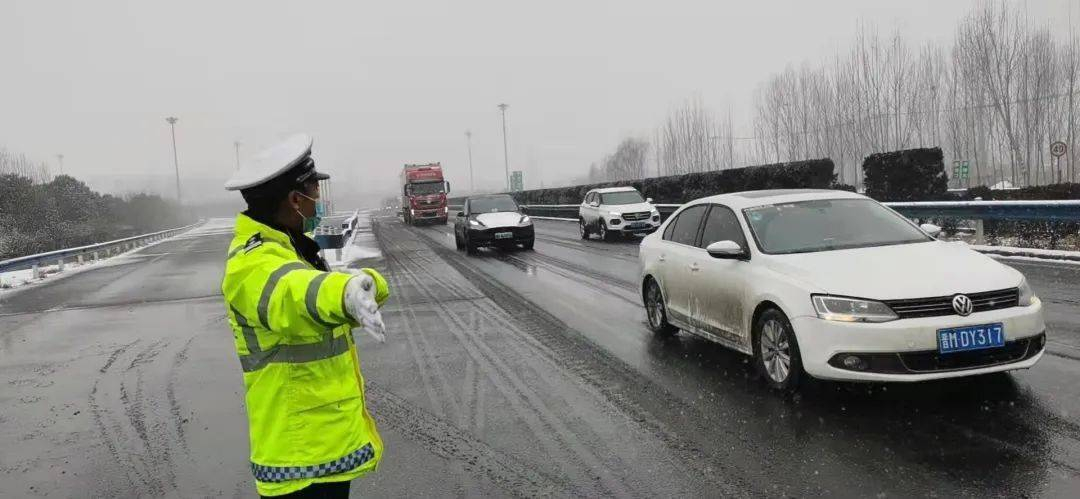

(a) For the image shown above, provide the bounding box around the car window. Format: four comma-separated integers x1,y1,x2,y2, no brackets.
666,205,707,246
662,215,678,240
698,205,747,249
600,190,644,205
469,196,519,213
743,198,931,254
585,192,594,204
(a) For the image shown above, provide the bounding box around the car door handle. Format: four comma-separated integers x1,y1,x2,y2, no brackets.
689,263,700,272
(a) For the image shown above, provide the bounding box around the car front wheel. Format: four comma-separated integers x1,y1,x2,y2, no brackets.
579,218,590,240
465,232,479,255
598,222,613,242
753,308,804,391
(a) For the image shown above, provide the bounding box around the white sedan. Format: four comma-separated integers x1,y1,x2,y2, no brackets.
639,189,1046,390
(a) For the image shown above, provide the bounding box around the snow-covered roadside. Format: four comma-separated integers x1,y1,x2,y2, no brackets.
972,244,1080,264
0,219,224,293
325,211,382,270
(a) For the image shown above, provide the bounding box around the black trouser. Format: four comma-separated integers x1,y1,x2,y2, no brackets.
261,480,350,499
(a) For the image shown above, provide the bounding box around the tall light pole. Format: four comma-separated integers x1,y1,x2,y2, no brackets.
56,154,64,175
465,130,474,193
234,140,241,170
498,103,510,191
165,117,182,203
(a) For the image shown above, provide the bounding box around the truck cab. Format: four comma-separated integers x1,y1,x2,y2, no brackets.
401,163,450,225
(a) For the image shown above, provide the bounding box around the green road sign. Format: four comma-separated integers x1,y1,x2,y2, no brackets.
510,171,524,192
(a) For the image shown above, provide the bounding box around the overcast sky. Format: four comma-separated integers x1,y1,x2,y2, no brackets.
1,0,1075,204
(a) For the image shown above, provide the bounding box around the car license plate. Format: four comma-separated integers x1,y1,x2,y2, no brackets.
494,232,513,239
627,222,647,229
937,323,1005,354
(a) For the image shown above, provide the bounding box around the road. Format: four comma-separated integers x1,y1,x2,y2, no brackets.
0,215,1078,497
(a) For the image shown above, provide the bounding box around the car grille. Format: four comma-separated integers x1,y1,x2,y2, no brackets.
622,211,651,221
883,288,1019,319
899,335,1039,372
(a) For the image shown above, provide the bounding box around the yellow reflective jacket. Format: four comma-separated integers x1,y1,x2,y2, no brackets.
221,213,383,497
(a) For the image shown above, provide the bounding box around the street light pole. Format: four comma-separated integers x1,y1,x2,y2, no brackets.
498,103,510,191
165,116,182,203
465,130,474,193
234,141,241,170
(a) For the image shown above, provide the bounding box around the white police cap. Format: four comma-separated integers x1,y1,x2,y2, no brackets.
224,133,329,191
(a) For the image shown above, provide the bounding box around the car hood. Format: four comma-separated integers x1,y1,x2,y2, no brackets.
765,241,1022,300
605,202,655,215
475,211,524,228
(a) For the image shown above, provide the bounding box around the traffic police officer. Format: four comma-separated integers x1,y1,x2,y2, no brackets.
222,133,389,498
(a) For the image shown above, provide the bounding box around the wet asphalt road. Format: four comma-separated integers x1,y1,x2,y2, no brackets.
1,215,1078,497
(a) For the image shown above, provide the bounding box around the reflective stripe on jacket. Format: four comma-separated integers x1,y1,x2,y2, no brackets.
222,213,383,497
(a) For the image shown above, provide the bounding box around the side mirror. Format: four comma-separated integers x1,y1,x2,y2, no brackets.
445,181,451,193
920,223,942,238
646,197,654,204
706,240,747,259
456,211,465,217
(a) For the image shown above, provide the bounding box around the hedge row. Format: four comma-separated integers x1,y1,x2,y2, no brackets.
863,147,950,202
508,159,836,205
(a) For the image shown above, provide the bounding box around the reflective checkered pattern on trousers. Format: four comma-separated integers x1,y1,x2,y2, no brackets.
251,443,375,483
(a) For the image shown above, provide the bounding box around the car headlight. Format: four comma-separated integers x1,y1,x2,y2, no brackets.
518,215,532,226
812,295,898,323
468,219,484,227
1018,277,1038,306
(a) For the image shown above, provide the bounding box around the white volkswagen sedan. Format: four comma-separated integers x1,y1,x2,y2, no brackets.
639,189,1046,390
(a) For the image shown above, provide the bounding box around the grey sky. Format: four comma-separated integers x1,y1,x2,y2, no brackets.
1,0,1075,204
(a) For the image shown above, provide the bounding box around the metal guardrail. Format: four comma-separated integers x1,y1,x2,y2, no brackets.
518,200,1080,246
0,221,205,277
885,200,1080,222
519,200,1080,223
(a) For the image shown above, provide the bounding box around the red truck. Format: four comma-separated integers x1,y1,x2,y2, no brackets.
400,163,450,225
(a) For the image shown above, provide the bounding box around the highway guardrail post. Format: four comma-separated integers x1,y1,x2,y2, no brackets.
32,264,40,280
57,257,64,272
975,219,985,245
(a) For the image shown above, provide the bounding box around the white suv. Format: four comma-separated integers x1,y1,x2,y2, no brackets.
579,187,661,241
639,189,1045,390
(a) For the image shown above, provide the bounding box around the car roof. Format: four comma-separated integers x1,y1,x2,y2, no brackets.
589,186,639,194
466,194,515,200
686,189,866,210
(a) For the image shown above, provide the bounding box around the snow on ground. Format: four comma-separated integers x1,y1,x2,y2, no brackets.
325,211,382,270
0,219,218,293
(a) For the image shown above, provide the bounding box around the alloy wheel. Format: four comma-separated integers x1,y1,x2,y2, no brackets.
760,319,792,383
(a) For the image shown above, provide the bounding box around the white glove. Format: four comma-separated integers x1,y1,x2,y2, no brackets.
344,274,387,343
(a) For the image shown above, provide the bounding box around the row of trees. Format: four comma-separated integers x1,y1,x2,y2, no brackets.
1,147,55,184
590,2,1079,189
587,137,651,183
1,150,193,260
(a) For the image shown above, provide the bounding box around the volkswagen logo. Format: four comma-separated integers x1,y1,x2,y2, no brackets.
952,294,974,316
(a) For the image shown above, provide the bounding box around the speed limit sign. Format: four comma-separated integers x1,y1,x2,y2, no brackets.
1051,141,1067,158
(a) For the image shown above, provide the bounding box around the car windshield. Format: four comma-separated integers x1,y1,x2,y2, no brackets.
470,196,518,213
744,198,931,254
600,191,644,205
409,182,445,195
